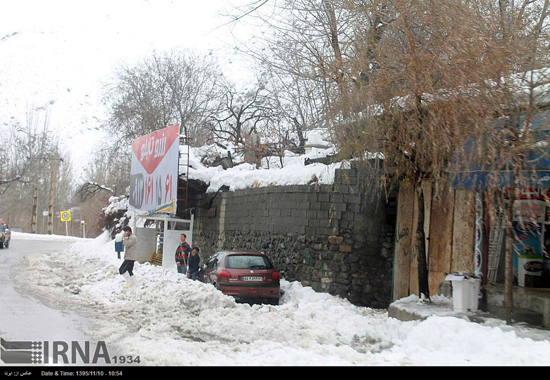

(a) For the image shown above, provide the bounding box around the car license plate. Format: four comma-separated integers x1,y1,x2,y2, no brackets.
242,276,263,281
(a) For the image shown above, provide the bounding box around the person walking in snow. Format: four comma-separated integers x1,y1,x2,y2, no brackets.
119,226,138,287
175,233,191,275
187,247,201,281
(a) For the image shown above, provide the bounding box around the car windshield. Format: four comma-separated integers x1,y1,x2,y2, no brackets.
225,255,273,270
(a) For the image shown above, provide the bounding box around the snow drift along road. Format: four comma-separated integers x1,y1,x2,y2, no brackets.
10,232,550,366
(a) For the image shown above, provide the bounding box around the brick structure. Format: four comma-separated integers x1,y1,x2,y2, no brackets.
192,166,397,308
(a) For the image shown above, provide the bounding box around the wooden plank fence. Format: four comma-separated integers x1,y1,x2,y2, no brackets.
393,181,476,300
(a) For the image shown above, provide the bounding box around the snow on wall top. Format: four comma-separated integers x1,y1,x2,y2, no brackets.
178,130,341,193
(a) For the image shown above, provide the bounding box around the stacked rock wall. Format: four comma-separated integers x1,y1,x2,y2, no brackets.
193,166,397,308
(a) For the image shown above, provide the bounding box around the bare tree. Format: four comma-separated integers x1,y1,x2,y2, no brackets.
209,81,274,149
259,65,329,154
77,142,130,201
0,106,73,233
1,107,53,194
103,49,223,147
162,50,224,144
220,1,550,308
333,0,550,310
225,0,355,132
214,0,357,169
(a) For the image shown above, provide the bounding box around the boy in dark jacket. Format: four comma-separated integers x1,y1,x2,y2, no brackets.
187,247,201,281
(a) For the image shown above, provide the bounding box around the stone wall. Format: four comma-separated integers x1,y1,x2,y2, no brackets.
192,166,397,308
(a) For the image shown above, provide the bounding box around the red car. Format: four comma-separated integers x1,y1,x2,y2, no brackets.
199,251,280,305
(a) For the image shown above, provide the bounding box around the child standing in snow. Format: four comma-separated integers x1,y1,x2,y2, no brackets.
120,226,138,287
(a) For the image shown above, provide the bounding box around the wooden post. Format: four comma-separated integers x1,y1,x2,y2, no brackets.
415,184,430,300
31,186,38,233
47,161,55,235
505,187,516,324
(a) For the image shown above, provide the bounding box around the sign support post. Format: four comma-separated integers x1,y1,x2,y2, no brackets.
60,211,71,236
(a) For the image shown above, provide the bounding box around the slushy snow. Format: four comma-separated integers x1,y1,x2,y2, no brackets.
11,232,550,366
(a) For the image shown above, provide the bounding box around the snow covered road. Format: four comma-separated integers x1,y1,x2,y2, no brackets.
0,237,110,365
4,232,550,366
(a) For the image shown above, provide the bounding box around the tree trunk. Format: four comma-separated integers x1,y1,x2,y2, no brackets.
415,184,430,301
322,0,345,95
292,117,306,154
504,186,516,324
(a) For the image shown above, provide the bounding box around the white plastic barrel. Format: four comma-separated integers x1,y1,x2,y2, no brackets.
445,274,481,312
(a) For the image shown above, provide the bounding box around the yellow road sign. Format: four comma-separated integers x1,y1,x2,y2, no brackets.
61,211,71,222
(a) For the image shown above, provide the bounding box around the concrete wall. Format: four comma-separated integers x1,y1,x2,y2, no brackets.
135,227,156,263
192,166,397,308
485,284,550,328
163,229,193,270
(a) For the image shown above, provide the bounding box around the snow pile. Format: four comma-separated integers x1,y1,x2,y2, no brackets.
190,158,342,193
391,294,457,319
180,130,341,193
12,231,93,242
14,234,550,366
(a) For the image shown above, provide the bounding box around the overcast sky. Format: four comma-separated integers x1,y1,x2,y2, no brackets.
0,0,256,179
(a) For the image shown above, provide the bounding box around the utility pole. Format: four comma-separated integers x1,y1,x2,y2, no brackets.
31,186,38,233
30,156,63,235
47,160,55,235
